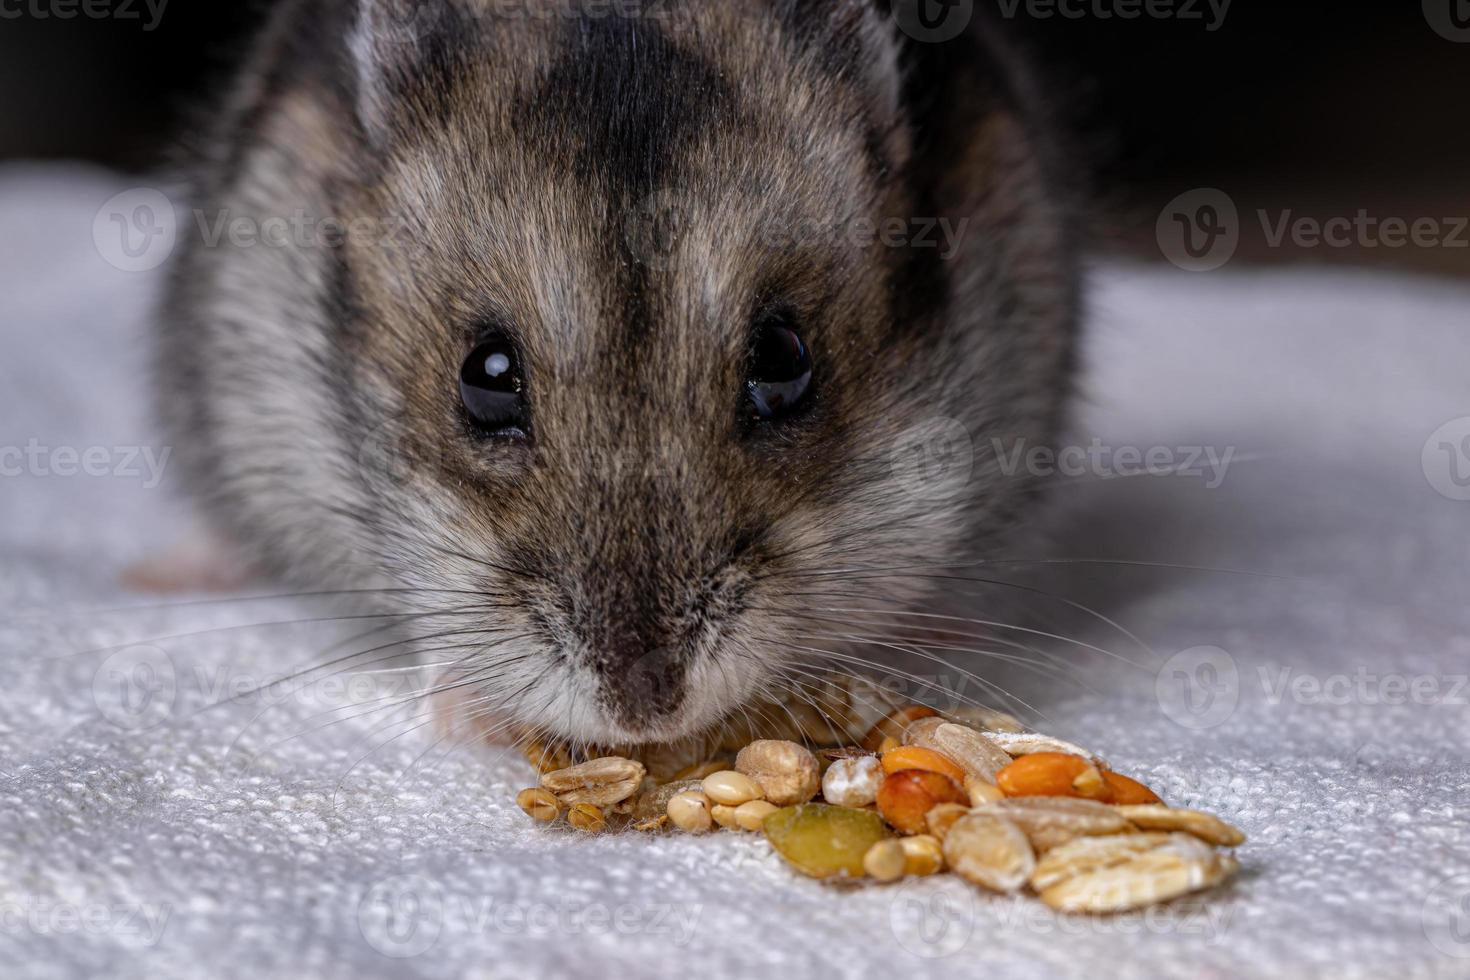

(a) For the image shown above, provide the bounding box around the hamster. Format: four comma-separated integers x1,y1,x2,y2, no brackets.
156,0,1079,748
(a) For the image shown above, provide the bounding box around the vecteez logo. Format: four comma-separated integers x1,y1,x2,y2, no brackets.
994,0,1232,32
891,0,975,43
93,187,179,272
1157,189,1240,272
1156,646,1240,730
1423,417,1470,501
1424,0,1470,42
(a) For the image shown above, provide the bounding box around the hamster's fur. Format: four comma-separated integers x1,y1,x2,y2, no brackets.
158,0,1079,745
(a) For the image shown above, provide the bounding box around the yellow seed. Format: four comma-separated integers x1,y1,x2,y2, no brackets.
924,802,970,842
516,787,562,822
702,770,764,806
567,803,606,834
667,791,714,833
863,839,908,882
966,777,1006,808
733,799,778,831
1072,765,1110,800
711,804,740,829
900,835,945,876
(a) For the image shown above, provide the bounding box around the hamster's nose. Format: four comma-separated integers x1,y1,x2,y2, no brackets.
596,640,686,734
622,648,681,713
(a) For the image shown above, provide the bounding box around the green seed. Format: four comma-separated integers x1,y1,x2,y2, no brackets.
762,803,889,879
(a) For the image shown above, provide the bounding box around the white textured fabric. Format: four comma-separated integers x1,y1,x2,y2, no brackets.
2,165,1469,980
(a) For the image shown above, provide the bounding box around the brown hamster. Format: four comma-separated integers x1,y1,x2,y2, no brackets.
156,0,1079,747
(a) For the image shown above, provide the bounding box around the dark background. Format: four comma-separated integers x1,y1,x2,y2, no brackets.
2,1,1466,275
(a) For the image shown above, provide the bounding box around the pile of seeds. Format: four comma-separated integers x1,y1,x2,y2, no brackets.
512,684,1242,914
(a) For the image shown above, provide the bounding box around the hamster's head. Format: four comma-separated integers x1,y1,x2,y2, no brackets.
186,0,1077,745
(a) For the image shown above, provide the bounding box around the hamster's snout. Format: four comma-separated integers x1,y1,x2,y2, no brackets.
608,649,683,730
521,536,758,743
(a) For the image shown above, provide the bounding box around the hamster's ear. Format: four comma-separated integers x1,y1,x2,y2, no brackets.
348,0,451,144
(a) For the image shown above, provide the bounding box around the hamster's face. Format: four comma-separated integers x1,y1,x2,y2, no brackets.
232,1,1075,745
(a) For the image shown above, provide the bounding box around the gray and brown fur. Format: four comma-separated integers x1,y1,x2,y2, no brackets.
157,0,1080,745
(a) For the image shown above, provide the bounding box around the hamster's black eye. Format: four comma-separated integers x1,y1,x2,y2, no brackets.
746,317,812,421
460,335,528,438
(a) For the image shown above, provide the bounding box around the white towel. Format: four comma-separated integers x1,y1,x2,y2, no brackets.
2,165,1468,980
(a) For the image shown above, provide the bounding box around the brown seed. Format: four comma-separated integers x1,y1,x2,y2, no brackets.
876,769,969,835
979,797,1137,852
1101,771,1164,805
908,723,1012,784
1039,834,1238,913
735,740,821,806
1030,832,1174,891
1111,805,1246,847
900,715,950,746
881,746,968,783
541,757,647,808
942,812,1035,893
515,787,562,822
996,752,1098,799
523,739,572,774
985,732,1101,765
862,705,939,752
567,803,607,834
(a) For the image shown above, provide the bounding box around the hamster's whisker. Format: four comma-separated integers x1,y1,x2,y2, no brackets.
48,603,507,665
762,567,1156,661
759,637,1042,720
398,677,562,787
777,628,1067,692
217,626,529,757
381,671,553,790
777,605,1146,669
772,659,900,725
227,660,509,771
200,614,516,716
421,542,551,585
230,639,529,753
810,632,1071,681
314,650,539,797
775,607,1132,676
4,585,516,624
766,673,852,745
752,599,1069,659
